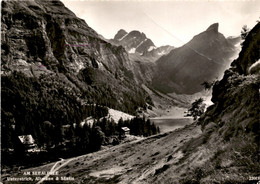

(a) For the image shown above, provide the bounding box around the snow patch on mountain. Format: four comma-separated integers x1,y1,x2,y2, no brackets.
118,33,128,41
129,48,136,53
158,51,166,55
148,46,156,52
136,40,145,49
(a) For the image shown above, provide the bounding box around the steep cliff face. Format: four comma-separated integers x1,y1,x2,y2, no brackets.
1,0,134,76
152,23,239,94
1,0,153,143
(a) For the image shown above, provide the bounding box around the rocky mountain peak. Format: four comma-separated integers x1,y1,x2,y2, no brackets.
127,30,147,40
206,23,219,33
1,0,138,76
114,29,128,40
152,23,238,94
110,29,156,55
109,29,175,63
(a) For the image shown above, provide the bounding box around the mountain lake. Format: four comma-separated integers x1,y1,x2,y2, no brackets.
151,118,194,133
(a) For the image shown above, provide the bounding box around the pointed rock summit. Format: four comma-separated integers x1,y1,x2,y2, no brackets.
114,29,128,40
206,23,219,33
152,23,238,94
110,30,156,54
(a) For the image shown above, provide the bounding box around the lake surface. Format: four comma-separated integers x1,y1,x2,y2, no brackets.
151,118,193,133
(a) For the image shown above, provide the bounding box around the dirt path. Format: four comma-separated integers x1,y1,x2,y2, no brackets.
17,122,201,184
36,158,72,184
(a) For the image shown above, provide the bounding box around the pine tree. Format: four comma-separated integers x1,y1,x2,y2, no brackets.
241,25,249,40
201,81,214,91
187,98,206,120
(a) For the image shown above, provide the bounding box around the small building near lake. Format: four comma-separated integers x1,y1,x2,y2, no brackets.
17,135,40,153
121,127,130,136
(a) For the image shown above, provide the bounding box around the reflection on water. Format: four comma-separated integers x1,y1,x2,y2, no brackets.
151,118,193,133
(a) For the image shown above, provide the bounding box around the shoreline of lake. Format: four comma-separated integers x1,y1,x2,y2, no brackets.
151,117,194,133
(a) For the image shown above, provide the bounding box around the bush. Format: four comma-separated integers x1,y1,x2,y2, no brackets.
154,164,170,175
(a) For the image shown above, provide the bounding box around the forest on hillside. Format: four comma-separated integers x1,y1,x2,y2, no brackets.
1,71,159,168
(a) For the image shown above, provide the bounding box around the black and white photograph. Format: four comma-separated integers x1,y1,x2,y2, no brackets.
1,0,260,183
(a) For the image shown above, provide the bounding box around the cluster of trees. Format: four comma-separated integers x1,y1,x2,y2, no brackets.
59,117,160,155
118,117,160,137
1,71,159,166
1,72,110,151
94,116,160,138
3,114,160,165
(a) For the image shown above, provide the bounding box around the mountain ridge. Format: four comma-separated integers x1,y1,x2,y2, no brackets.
110,29,175,60
152,23,239,94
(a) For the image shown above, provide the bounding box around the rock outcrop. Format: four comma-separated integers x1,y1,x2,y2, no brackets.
1,0,137,77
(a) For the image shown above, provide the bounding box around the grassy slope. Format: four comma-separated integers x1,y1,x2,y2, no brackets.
6,123,201,184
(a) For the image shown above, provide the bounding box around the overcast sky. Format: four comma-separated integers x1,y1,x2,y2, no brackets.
61,0,260,47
